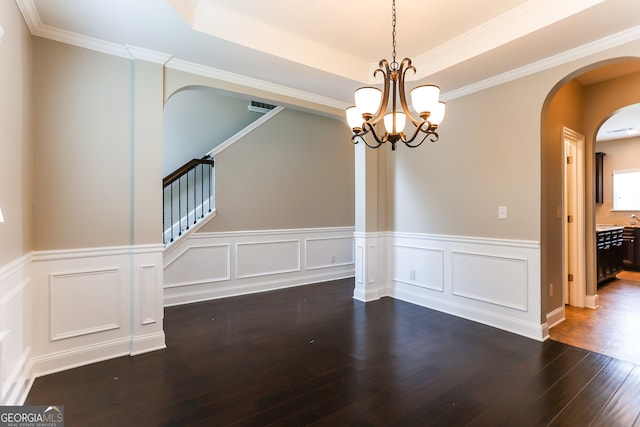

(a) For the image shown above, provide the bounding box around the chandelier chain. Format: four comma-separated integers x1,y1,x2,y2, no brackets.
391,0,398,70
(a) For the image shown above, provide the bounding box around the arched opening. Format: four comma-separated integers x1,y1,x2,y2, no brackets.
542,58,640,365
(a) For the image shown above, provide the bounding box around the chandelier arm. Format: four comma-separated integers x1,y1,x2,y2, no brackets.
401,120,430,145
352,134,384,149
398,58,423,127
369,59,392,126
404,129,439,148
351,121,388,149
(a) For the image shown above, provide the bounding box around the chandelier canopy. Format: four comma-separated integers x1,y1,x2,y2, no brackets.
345,0,446,150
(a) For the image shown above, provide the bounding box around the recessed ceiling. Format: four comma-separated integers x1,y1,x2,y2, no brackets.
597,103,640,142
16,0,640,112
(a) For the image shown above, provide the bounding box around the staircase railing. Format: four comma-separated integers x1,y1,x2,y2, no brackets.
163,156,215,244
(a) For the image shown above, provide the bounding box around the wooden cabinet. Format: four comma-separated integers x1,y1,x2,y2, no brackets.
622,226,640,270
597,227,623,285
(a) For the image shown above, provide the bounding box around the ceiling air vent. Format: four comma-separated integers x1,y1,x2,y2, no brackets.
248,100,277,114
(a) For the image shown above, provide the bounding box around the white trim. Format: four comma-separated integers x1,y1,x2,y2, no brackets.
585,293,600,309
392,231,540,249
15,0,640,107
444,25,640,101
386,232,545,341
208,106,285,157
163,227,355,306
166,59,346,110
32,244,164,262
49,268,121,341
126,45,172,64
546,305,566,329
30,337,131,378
130,331,166,356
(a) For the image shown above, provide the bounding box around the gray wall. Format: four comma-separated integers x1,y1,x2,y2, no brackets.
0,1,33,264
199,108,355,231
163,88,262,176
32,38,134,250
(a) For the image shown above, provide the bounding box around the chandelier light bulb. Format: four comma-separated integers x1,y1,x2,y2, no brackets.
345,106,363,130
354,87,382,116
384,112,406,133
429,101,446,125
410,85,440,116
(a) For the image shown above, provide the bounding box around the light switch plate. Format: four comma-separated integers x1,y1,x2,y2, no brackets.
498,206,508,219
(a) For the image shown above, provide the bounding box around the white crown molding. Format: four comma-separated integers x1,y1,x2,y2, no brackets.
16,0,640,107
165,58,348,110
443,24,640,101
413,0,606,81
126,45,172,64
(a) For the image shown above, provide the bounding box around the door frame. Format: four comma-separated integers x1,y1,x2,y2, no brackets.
563,127,586,307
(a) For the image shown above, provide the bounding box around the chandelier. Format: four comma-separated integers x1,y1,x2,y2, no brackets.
345,0,446,150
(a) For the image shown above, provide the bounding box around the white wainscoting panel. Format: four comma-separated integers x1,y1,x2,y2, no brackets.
164,244,230,287
236,240,300,279
305,236,353,270
140,264,158,325
49,268,121,341
389,233,543,341
29,245,166,378
393,244,444,292
163,227,355,306
451,251,528,311
0,254,32,405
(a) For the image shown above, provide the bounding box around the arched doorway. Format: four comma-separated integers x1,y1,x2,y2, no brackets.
542,58,640,364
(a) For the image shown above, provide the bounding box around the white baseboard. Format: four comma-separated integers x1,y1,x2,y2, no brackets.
31,337,131,378
131,332,167,356
392,284,546,341
585,293,599,309
546,305,566,329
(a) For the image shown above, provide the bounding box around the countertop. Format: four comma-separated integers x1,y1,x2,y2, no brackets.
596,224,624,232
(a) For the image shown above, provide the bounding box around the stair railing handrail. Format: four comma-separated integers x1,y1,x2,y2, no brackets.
163,155,215,188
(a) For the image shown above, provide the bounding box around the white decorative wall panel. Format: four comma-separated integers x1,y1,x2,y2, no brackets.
140,264,157,325
0,254,31,405
305,236,353,270
393,244,444,291
451,251,528,311
163,227,355,306
49,268,121,341
164,244,230,286
236,240,300,278
389,233,543,340
355,244,364,285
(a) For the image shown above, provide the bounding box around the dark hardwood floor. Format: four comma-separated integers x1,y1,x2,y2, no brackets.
26,278,640,426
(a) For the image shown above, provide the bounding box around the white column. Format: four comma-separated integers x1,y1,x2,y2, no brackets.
353,142,382,302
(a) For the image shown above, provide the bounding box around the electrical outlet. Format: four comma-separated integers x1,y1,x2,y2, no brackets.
330,255,335,264
549,283,553,297
410,270,416,280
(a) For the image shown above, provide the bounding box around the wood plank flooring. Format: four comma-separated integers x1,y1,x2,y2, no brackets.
549,272,640,365
26,278,640,426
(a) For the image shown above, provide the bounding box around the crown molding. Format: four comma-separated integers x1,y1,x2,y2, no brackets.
126,46,172,64
165,58,348,110
443,24,640,101
16,0,640,107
